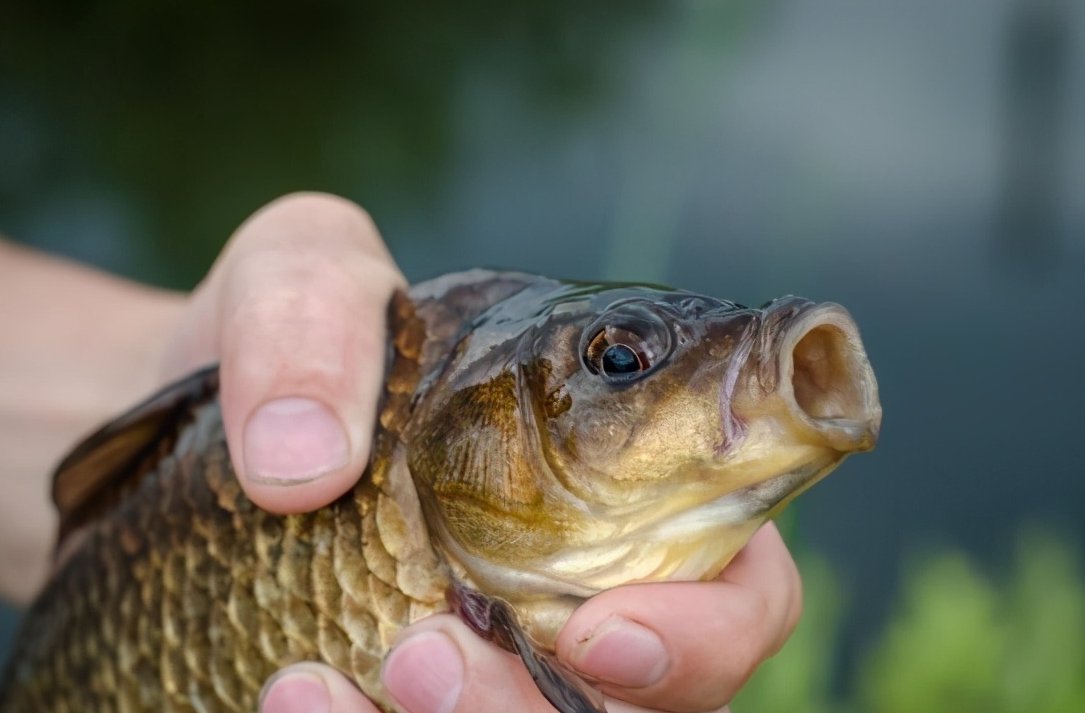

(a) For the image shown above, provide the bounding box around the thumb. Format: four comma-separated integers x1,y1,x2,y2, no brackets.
261,662,382,713
173,193,404,514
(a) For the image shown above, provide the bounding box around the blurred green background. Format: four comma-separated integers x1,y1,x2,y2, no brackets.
2,1,1084,710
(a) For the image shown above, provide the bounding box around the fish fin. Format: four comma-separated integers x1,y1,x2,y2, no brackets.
492,599,609,713
51,364,220,543
450,585,608,713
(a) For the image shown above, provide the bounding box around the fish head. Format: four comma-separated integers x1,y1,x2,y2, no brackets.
406,281,881,646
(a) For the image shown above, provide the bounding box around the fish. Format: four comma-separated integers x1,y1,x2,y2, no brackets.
0,270,881,713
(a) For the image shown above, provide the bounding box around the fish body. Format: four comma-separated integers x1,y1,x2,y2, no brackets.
0,271,881,712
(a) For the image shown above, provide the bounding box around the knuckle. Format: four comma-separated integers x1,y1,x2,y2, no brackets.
262,191,374,231
782,562,804,639
231,192,387,265
226,284,323,336
717,589,772,690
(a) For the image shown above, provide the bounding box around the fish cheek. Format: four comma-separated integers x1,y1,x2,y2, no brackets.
555,364,722,489
407,368,571,565
549,378,641,478
438,496,571,564
408,370,541,506
525,356,630,480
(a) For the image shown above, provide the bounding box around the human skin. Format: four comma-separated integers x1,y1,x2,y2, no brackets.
0,193,802,713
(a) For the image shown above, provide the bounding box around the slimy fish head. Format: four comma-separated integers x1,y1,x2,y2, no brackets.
406,280,881,648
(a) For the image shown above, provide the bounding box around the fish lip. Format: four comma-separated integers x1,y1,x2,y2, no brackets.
774,302,882,452
714,298,824,457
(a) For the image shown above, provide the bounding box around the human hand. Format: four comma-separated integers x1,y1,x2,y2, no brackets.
165,193,801,713
0,193,398,603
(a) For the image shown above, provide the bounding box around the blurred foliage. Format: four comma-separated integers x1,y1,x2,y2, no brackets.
0,1,776,287
0,0,672,286
735,527,1085,713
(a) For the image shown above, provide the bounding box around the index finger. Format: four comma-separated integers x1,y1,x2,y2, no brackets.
556,523,803,712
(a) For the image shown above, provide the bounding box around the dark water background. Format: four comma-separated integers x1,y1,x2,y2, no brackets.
2,0,1083,692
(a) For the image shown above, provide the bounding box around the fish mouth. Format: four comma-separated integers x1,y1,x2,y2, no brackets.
718,301,881,456
775,302,882,453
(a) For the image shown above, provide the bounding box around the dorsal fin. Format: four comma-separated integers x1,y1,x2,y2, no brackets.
51,364,220,543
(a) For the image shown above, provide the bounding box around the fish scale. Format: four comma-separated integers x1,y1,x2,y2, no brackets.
1,291,445,712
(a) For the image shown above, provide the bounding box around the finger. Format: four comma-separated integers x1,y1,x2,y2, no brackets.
555,523,802,712
260,662,381,713
176,192,405,513
381,614,558,713
382,615,731,713
717,521,804,655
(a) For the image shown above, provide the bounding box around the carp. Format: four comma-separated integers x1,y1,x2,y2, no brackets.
0,270,881,712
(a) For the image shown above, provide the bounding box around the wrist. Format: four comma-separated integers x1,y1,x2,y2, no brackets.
0,241,186,602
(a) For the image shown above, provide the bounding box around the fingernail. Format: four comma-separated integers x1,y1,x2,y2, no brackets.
260,671,331,713
570,616,668,688
243,397,349,483
382,631,464,713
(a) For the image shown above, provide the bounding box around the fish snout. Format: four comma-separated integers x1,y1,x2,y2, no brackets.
775,302,882,453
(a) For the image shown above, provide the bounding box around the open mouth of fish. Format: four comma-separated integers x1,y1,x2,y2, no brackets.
778,301,881,451
720,300,880,455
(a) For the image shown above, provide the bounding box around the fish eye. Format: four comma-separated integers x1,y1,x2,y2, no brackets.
601,344,642,375
583,325,658,382
579,300,675,383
